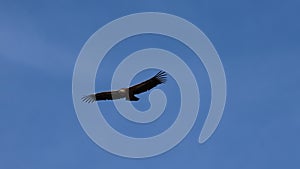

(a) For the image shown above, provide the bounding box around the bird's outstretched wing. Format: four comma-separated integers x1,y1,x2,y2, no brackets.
81,90,124,103
129,71,167,95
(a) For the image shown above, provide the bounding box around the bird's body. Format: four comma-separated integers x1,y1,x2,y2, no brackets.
82,71,167,103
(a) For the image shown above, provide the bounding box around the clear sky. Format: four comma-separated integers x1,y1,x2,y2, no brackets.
1,0,299,168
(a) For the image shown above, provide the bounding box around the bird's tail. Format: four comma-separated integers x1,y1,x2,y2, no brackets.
127,94,139,101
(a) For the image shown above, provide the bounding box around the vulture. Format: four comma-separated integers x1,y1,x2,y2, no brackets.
82,71,167,103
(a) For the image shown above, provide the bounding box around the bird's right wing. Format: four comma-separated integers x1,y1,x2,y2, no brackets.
129,71,167,95
82,90,123,103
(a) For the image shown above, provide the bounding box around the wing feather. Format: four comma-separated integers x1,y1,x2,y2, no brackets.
81,90,123,103
129,71,167,95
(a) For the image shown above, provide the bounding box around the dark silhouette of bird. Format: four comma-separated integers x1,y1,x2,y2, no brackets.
82,71,167,103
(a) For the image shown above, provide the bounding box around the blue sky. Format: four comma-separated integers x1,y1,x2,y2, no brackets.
1,0,299,168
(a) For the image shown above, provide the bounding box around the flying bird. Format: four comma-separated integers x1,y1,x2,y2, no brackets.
82,71,167,103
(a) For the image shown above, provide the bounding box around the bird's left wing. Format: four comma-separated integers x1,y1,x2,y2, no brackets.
82,90,123,103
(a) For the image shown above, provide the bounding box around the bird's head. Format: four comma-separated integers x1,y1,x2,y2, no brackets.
118,88,128,95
